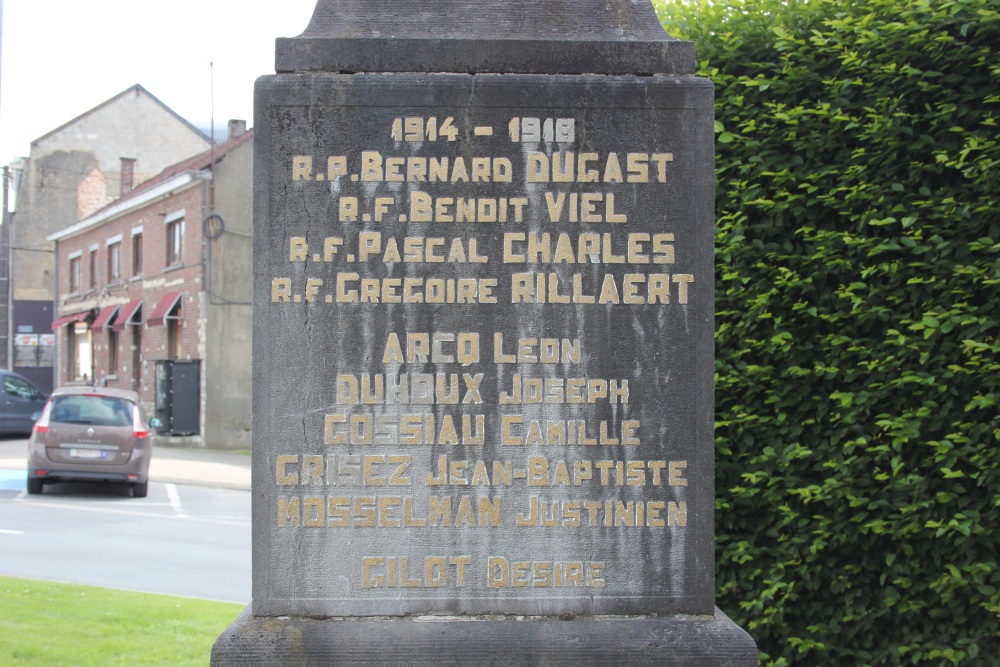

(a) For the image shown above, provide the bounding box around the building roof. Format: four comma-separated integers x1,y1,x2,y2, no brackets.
119,126,254,203
31,84,211,148
48,128,253,242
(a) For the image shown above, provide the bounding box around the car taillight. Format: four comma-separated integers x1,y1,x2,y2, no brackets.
33,402,53,433
132,404,149,438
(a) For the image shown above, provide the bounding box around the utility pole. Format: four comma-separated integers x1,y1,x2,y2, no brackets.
0,1,7,368
1,167,10,369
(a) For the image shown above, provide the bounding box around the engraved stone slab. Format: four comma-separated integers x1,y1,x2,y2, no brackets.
252,71,715,618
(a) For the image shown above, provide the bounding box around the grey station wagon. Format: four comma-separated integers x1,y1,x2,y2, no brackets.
27,386,159,497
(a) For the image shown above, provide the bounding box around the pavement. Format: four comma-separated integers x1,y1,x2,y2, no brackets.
0,436,251,491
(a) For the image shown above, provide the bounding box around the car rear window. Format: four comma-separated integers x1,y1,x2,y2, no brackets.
49,395,135,427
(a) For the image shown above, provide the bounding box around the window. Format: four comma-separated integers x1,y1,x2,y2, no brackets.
108,329,119,372
49,394,135,427
67,322,92,382
132,232,143,275
69,256,81,293
166,219,184,265
131,328,142,392
107,242,121,281
167,318,181,359
89,249,98,289
4,374,39,400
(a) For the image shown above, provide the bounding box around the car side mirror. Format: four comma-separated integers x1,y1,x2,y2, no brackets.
149,417,163,430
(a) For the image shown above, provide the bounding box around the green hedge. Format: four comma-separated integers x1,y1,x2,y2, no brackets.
653,0,999,664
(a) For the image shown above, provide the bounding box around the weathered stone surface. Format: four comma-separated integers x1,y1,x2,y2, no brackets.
251,71,714,618
276,0,694,75
213,605,757,666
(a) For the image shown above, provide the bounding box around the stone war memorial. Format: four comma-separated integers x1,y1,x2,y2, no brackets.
213,0,758,663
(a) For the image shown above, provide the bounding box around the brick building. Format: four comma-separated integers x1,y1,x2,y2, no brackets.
47,123,253,449
8,85,211,392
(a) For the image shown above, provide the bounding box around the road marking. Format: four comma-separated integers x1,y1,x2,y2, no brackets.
0,528,25,535
165,483,188,517
10,499,249,527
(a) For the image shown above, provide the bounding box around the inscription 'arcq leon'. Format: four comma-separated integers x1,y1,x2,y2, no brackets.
265,112,699,599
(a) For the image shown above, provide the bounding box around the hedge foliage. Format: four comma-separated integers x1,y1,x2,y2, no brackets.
652,0,999,664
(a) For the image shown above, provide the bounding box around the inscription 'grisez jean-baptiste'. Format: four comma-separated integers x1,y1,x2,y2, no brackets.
268,114,696,593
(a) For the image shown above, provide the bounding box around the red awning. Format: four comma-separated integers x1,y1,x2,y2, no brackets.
50,311,91,330
91,305,120,330
112,298,143,331
147,291,182,326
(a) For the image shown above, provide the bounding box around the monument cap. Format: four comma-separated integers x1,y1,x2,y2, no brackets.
276,0,694,75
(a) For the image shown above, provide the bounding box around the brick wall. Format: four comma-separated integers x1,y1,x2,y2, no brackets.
53,179,207,421
77,166,111,219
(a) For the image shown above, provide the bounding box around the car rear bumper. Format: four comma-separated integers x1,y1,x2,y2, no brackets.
29,469,148,484
27,443,150,484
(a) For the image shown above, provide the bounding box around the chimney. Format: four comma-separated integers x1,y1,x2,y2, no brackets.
228,119,247,140
120,157,136,195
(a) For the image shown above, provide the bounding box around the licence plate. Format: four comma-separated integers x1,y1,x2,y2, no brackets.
70,448,107,459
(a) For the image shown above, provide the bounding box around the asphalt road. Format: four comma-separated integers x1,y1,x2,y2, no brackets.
0,469,251,603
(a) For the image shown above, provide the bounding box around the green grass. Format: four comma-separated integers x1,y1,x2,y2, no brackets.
0,576,243,666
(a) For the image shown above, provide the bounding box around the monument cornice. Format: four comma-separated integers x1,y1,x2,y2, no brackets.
276,0,694,75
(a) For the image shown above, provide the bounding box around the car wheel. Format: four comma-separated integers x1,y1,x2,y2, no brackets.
132,481,148,498
27,477,43,494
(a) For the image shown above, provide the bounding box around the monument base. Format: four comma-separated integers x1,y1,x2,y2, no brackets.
212,607,757,666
